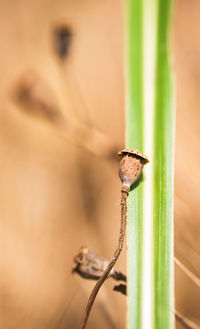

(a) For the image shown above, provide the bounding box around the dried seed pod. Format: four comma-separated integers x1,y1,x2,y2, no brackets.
13,73,60,122
118,149,149,191
73,247,115,280
52,23,72,59
72,247,126,282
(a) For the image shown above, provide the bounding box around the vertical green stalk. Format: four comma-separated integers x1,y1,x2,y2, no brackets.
153,1,174,328
125,0,174,328
125,1,143,328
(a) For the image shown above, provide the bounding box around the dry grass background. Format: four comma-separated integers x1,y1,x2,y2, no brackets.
0,0,199,328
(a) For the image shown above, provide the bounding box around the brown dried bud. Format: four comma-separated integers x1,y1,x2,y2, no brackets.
118,149,149,191
72,247,126,282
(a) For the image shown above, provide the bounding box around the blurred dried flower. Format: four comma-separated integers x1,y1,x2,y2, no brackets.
72,247,126,282
52,24,72,59
13,73,60,123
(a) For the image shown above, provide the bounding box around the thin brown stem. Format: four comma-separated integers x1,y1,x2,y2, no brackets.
175,310,200,329
79,189,128,329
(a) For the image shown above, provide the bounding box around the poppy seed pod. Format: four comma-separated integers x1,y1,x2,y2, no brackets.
118,149,149,191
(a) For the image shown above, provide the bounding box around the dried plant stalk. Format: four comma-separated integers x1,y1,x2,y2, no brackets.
78,149,148,329
79,189,128,329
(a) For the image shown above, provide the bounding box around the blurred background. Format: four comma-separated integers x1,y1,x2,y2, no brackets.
0,0,199,328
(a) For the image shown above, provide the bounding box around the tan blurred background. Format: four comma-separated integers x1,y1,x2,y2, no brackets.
0,0,199,328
